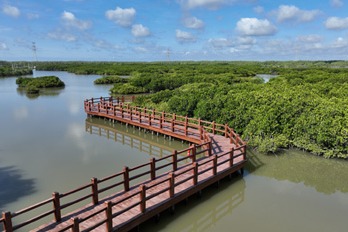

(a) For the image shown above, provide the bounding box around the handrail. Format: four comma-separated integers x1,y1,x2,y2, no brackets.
1,96,246,232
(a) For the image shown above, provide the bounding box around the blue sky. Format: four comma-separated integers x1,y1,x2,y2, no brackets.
1,0,348,61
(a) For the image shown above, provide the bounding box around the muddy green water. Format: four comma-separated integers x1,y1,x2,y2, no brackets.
0,71,347,232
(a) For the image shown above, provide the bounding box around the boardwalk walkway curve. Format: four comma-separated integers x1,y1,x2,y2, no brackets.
1,96,247,232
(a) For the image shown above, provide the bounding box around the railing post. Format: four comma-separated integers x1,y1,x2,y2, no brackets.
191,145,196,163
212,121,216,134
230,148,234,167
123,166,130,191
2,211,13,232
171,119,174,132
198,118,201,127
130,108,133,120
121,106,124,118
185,116,188,136
225,124,228,138
52,192,61,222
169,172,174,198
91,177,99,205
150,157,156,180
139,108,142,123
193,162,198,185
149,114,152,126
199,126,203,140
105,201,113,231
213,155,217,175
243,145,247,160
121,96,125,103
140,184,146,213
71,217,80,232
172,150,178,171
208,141,212,156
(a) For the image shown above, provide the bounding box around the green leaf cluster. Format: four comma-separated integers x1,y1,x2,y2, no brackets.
16,76,65,94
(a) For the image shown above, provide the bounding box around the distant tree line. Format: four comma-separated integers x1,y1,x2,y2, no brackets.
26,61,348,158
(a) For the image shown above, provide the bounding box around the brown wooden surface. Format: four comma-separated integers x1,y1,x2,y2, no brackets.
1,97,246,232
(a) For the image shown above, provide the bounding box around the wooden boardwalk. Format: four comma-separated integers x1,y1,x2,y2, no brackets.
1,97,246,232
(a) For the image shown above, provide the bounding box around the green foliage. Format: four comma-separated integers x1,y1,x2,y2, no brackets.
16,76,65,94
19,60,348,159
94,75,128,84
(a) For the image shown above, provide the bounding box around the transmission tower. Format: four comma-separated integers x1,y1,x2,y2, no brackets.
32,42,38,62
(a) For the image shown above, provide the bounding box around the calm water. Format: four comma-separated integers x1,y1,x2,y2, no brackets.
1,71,348,232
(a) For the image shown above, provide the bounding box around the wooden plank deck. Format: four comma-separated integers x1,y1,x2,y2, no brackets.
1,97,246,232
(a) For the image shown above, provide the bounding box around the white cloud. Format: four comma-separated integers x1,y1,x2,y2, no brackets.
275,5,320,23
330,0,344,7
61,11,91,30
0,42,8,50
236,18,277,36
208,38,233,48
105,7,136,27
179,0,229,9
176,29,196,42
48,30,77,42
131,24,150,37
2,5,20,18
296,35,322,43
325,17,348,30
253,6,264,14
183,16,205,29
332,37,348,48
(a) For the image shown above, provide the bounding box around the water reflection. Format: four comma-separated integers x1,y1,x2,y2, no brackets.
248,149,348,194
85,117,174,158
0,166,36,212
141,176,245,232
16,87,64,99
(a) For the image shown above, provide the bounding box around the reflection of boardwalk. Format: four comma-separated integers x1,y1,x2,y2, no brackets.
85,118,173,158
1,97,247,232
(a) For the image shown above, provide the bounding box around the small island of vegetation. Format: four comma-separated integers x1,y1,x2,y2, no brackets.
16,76,65,94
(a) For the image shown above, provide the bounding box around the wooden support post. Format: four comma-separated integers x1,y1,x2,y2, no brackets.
171,119,174,132
140,185,146,213
91,177,98,205
225,124,228,138
123,166,130,191
243,145,247,160
139,109,142,123
185,116,188,136
121,96,125,103
52,192,61,222
169,172,175,198
121,106,124,118
208,141,212,156
71,217,80,232
198,118,201,127
191,145,196,163
230,148,234,167
149,115,152,126
105,201,113,231
150,158,156,180
230,131,233,144
130,109,133,120
2,212,13,232
213,155,217,176
212,121,216,134
193,162,198,185
172,150,178,171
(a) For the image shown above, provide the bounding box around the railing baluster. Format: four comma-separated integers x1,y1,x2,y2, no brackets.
150,158,156,180
169,172,174,198
140,185,146,213
91,177,98,205
191,145,196,163
193,162,198,185
230,148,234,167
173,150,177,171
2,211,13,232
52,192,61,222
105,201,113,231
71,217,80,232
123,166,130,191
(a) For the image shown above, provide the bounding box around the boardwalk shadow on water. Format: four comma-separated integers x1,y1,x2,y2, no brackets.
140,174,246,232
0,166,36,213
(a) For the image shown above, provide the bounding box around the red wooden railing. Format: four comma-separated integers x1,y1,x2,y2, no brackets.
1,96,246,232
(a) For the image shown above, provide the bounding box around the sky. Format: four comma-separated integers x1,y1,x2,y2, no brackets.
1,0,348,61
